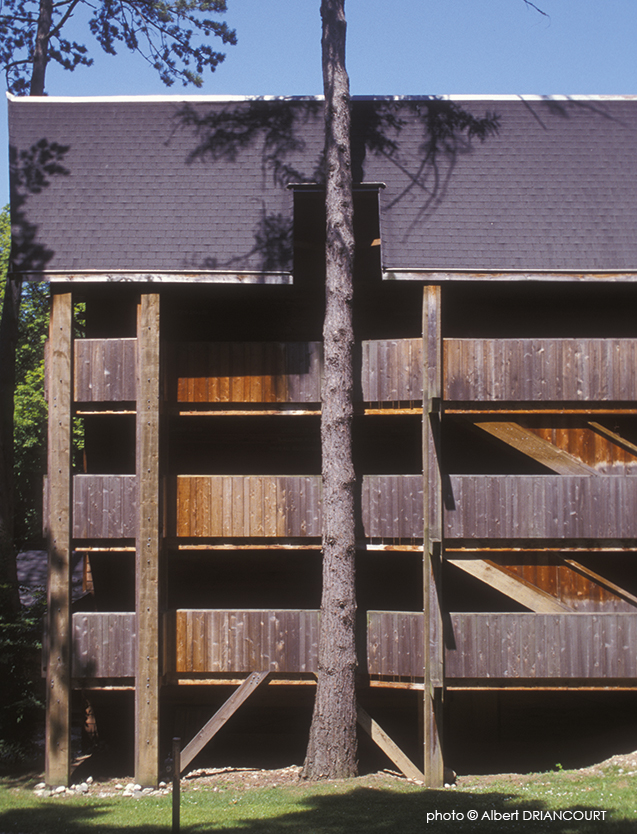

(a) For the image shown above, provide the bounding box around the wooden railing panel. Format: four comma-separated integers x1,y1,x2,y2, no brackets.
169,609,319,674
446,475,637,540
174,342,323,403
174,476,322,537
361,475,423,539
444,338,637,401
74,338,137,402
362,339,423,402
367,611,637,679
72,612,136,677
175,474,424,539
73,475,137,539
366,611,424,677
446,613,637,679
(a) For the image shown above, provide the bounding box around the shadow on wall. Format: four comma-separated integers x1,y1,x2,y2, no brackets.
9,138,70,273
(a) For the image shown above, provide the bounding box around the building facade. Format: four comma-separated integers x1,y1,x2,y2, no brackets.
9,94,637,786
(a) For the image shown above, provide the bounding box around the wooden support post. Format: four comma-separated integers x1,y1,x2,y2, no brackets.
423,285,444,787
46,290,73,787
135,293,161,787
172,737,181,834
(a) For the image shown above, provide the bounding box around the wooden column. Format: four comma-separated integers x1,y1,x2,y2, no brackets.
135,293,161,786
46,290,73,786
422,284,444,786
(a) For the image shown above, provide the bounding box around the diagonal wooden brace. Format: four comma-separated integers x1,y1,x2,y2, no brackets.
180,671,270,773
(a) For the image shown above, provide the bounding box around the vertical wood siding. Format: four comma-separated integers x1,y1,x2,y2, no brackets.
366,611,424,677
174,476,322,537
361,475,423,538
446,475,637,539
444,339,637,401
361,339,423,401
72,612,136,677
174,342,323,403
367,611,637,679
73,475,137,538
175,475,424,539
167,609,319,673
74,338,137,401
446,613,637,679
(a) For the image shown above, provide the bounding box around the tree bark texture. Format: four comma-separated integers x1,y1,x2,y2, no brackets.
30,0,53,95
303,0,357,780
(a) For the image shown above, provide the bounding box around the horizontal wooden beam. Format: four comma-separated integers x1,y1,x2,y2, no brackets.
471,421,597,475
563,559,637,608
25,271,293,285
384,270,637,282
357,706,424,782
448,558,571,613
589,422,637,458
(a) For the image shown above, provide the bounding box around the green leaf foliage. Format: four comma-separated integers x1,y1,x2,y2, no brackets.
0,0,236,94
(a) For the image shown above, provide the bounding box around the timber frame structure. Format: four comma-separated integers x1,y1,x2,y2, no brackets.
9,94,637,787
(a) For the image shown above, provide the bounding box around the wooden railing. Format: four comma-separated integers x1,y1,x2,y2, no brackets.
163,609,319,674
74,338,137,402
366,611,637,680
73,475,137,539
71,337,637,405
174,476,322,537
173,342,323,403
444,338,637,401
446,613,637,679
446,475,637,540
71,609,637,681
361,339,422,402
72,612,136,677
71,473,637,542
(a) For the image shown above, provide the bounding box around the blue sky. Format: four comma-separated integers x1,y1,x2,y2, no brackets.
4,0,637,200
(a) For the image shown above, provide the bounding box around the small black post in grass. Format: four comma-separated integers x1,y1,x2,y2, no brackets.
172,737,181,833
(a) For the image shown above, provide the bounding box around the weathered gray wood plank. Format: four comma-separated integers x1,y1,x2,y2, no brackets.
72,613,137,677
74,338,137,402
446,475,637,540
72,475,137,538
446,613,637,679
361,339,423,402
367,611,637,679
444,339,637,401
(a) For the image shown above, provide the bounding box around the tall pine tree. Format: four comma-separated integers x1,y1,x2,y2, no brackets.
303,0,357,779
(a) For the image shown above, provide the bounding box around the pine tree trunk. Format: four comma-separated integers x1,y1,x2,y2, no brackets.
30,0,53,96
303,0,357,780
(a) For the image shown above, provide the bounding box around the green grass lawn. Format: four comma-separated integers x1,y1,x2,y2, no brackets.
0,767,636,833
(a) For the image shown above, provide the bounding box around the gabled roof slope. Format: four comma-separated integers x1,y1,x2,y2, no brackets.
8,95,637,274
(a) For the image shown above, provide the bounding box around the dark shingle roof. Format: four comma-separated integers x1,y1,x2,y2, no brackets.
8,95,637,274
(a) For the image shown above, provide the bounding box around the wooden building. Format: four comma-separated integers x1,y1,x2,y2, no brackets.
9,94,637,786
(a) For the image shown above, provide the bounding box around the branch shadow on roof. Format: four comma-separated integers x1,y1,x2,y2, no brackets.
9,138,70,274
